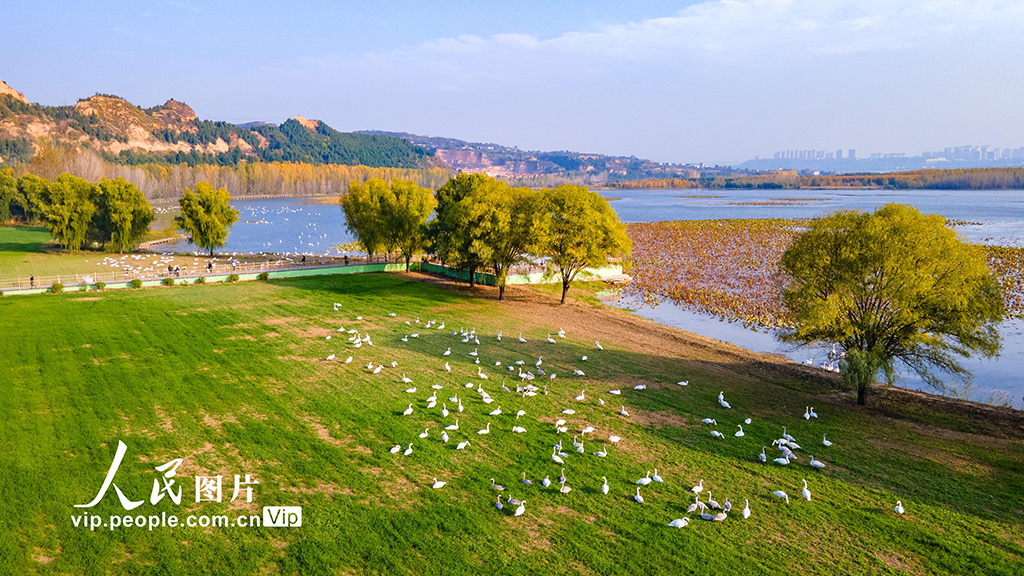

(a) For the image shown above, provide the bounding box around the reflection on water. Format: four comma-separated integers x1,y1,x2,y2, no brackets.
609,296,1024,408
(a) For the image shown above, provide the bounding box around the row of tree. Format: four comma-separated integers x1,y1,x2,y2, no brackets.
0,168,154,251
340,174,631,303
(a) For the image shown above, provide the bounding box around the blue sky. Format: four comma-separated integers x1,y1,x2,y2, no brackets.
2,1,1024,164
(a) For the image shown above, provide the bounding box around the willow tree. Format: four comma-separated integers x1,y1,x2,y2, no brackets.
537,185,630,304
340,179,389,261
0,168,16,222
384,179,436,271
780,203,1004,405
175,182,239,256
43,174,96,250
431,173,489,286
467,181,541,300
90,177,154,253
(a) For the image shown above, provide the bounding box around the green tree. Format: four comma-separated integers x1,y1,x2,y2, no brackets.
538,184,631,304
340,179,389,261
780,204,1005,405
0,168,16,222
90,177,155,252
43,174,96,250
14,173,50,223
431,173,489,286
174,182,239,256
468,181,541,300
384,179,436,271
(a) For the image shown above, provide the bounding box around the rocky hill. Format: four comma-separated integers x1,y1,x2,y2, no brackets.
0,81,442,170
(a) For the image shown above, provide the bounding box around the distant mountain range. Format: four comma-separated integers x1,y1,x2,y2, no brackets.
1,77,712,182
357,130,703,183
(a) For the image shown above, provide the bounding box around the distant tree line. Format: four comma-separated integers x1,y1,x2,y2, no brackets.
610,168,1024,191
0,168,154,252
340,174,631,302
4,146,452,200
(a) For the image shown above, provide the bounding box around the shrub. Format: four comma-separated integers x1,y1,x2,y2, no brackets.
130,279,143,289
0,290,4,297
228,274,240,282
50,283,64,294
94,282,106,291
162,277,175,286
79,285,87,292
258,272,269,281
196,277,206,285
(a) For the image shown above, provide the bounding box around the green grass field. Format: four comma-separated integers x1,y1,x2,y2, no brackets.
0,273,1022,575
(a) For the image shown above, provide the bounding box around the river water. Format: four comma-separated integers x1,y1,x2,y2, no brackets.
156,189,1024,406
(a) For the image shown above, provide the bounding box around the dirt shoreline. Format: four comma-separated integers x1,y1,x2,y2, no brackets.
404,271,1024,438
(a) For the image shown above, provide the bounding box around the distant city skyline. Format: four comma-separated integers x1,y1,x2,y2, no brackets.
2,1,1024,165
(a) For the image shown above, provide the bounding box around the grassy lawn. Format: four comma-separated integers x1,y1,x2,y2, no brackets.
0,273,1022,575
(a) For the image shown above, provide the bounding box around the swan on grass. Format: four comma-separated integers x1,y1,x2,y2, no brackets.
432,478,446,489
895,501,905,515
634,487,644,504
802,479,812,501
742,499,751,519
636,471,652,486
601,477,609,495
403,443,413,456
668,518,690,528
772,490,790,504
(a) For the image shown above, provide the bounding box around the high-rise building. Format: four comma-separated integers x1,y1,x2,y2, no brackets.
836,149,843,160
848,149,856,160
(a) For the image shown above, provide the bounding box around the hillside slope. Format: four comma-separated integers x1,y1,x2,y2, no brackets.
0,82,443,170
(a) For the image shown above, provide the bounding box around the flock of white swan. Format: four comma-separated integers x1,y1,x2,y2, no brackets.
328,307,907,528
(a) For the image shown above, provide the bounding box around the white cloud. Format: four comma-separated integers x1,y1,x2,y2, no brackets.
379,0,1024,65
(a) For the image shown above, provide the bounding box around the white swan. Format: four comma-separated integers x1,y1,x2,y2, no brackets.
515,500,526,517
389,444,400,453
636,471,652,486
690,479,704,495
822,434,833,447
403,443,413,456
445,419,459,431
403,404,413,416
634,487,644,503
809,456,826,469
735,425,745,437
772,490,789,504
802,479,812,501
456,440,471,450
652,468,663,483
742,499,751,519
432,478,446,489
418,428,429,439
601,477,609,495
620,406,629,417
477,423,491,435
759,446,767,463
895,500,905,515
668,518,689,528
